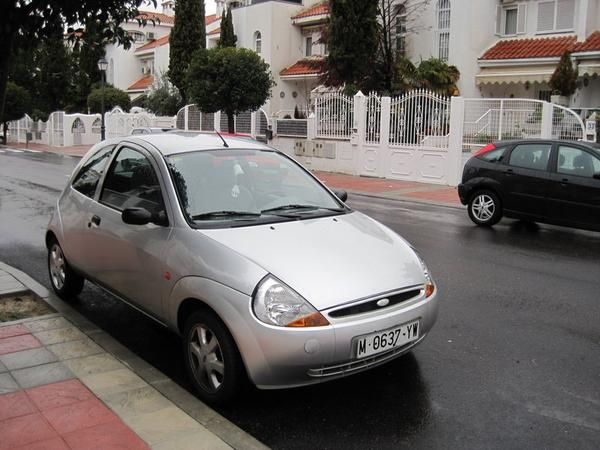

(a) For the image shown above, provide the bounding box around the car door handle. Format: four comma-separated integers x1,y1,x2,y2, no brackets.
504,169,514,175
560,178,569,187
89,215,101,227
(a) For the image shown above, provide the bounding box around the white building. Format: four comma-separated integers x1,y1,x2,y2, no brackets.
106,0,600,115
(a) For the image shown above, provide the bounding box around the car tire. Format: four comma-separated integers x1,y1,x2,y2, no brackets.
47,238,85,299
468,190,502,226
183,310,245,405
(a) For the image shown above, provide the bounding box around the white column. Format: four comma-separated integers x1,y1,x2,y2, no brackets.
307,113,316,140
250,111,257,137
379,96,392,177
214,111,221,132
541,102,554,139
184,106,189,131
447,96,465,186
353,91,366,145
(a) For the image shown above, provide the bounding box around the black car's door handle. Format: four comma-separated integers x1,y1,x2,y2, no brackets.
504,169,514,175
560,178,569,187
89,215,101,227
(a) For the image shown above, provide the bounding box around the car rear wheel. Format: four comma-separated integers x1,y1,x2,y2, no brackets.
468,190,502,226
183,310,245,405
47,239,84,298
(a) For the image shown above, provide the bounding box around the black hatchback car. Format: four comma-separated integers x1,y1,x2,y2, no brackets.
459,139,600,231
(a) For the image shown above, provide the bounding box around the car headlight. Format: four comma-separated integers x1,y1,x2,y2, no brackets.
253,276,329,327
416,254,435,298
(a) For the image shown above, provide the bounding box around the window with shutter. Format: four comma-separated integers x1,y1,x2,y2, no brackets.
556,0,575,30
537,1,555,32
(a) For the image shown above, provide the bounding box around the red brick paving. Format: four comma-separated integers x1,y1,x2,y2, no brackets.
0,379,149,450
314,171,422,193
7,143,91,157
0,324,30,339
0,334,42,355
405,187,462,204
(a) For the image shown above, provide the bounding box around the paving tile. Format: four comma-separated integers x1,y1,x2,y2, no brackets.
0,324,30,339
0,373,19,394
42,397,119,434
25,317,72,333
0,391,37,421
12,436,70,450
0,412,59,450
152,379,218,425
12,361,74,389
0,347,58,371
122,406,201,445
63,353,125,378
0,334,42,355
34,326,87,345
47,338,103,360
63,420,150,450
26,379,94,411
81,368,147,398
152,428,232,450
102,386,173,419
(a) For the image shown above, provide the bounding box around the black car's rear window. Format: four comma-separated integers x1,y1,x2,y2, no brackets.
479,147,506,163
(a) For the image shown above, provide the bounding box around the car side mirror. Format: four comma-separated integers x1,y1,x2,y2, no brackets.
333,189,348,202
122,208,169,226
122,207,152,225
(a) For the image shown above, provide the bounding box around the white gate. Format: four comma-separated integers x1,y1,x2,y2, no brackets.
315,92,354,139
71,118,85,145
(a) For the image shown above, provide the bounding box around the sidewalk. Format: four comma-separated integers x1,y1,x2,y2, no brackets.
2,142,463,208
0,263,267,450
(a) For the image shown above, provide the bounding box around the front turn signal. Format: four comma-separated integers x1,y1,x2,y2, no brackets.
425,282,435,298
287,312,330,327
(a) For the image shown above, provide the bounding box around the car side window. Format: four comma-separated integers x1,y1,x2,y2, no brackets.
72,145,115,198
100,147,165,214
557,146,600,178
508,144,552,171
480,147,506,163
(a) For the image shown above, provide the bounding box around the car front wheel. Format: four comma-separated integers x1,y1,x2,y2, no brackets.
47,238,84,298
468,190,502,226
183,310,245,405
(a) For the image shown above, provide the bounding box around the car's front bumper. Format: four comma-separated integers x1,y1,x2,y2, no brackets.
457,183,472,205
228,287,440,389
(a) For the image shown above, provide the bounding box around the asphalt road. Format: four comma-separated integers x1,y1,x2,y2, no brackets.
1,149,599,449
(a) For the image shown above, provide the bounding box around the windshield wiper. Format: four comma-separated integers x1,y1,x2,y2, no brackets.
260,204,345,214
191,210,261,220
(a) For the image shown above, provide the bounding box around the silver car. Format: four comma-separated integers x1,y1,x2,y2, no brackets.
46,133,439,403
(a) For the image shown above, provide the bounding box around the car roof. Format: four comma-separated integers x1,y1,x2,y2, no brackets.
103,131,272,156
493,138,600,152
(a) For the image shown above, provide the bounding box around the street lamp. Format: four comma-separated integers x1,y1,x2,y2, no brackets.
97,57,108,141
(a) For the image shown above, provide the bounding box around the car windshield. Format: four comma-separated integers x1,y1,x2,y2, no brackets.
166,149,346,227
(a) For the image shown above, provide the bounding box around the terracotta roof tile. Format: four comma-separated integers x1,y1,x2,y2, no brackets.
291,2,329,20
128,75,154,91
206,14,219,26
135,11,175,25
574,31,600,52
135,35,169,51
480,35,577,60
280,59,325,77
208,27,221,36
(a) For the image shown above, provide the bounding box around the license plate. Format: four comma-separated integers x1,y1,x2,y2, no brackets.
355,320,420,359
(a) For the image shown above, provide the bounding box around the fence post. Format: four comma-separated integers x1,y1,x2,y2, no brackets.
541,101,553,139
447,96,465,186
214,111,221,132
498,99,504,141
250,111,257,137
353,91,366,145
380,96,391,148
307,113,316,140
184,105,189,131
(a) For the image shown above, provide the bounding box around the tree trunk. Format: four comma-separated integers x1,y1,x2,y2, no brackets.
0,30,16,128
2,122,7,145
227,112,235,133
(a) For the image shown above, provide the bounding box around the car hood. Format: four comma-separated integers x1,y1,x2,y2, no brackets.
201,211,426,310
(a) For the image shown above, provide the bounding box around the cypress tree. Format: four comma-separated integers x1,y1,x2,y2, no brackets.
218,7,237,48
549,51,578,97
169,0,206,104
323,0,379,91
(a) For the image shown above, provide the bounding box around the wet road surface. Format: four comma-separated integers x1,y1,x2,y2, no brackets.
1,149,599,449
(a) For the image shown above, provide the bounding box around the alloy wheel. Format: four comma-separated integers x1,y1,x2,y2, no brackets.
49,243,66,290
471,194,496,222
188,324,225,393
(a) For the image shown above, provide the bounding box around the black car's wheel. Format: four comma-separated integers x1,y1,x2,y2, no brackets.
468,190,502,226
183,310,245,405
47,238,84,298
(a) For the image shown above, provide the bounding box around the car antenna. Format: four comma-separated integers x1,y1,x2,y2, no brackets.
214,131,229,148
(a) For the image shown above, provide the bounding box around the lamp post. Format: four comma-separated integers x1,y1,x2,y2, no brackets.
97,57,108,140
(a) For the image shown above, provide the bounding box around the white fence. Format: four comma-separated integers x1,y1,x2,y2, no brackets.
7,107,176,147
175,105,270,139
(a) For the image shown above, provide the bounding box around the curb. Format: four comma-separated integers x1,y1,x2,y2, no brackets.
346,190,466,210
0,261,268,450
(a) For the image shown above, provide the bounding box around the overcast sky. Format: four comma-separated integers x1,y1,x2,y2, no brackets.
146,0,217,15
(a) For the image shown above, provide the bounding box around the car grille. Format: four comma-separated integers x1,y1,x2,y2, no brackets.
307,335,425,378
328,288,421,318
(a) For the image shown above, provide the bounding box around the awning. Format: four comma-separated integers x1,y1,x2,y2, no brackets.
476,65,557,85
578,62,600,76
